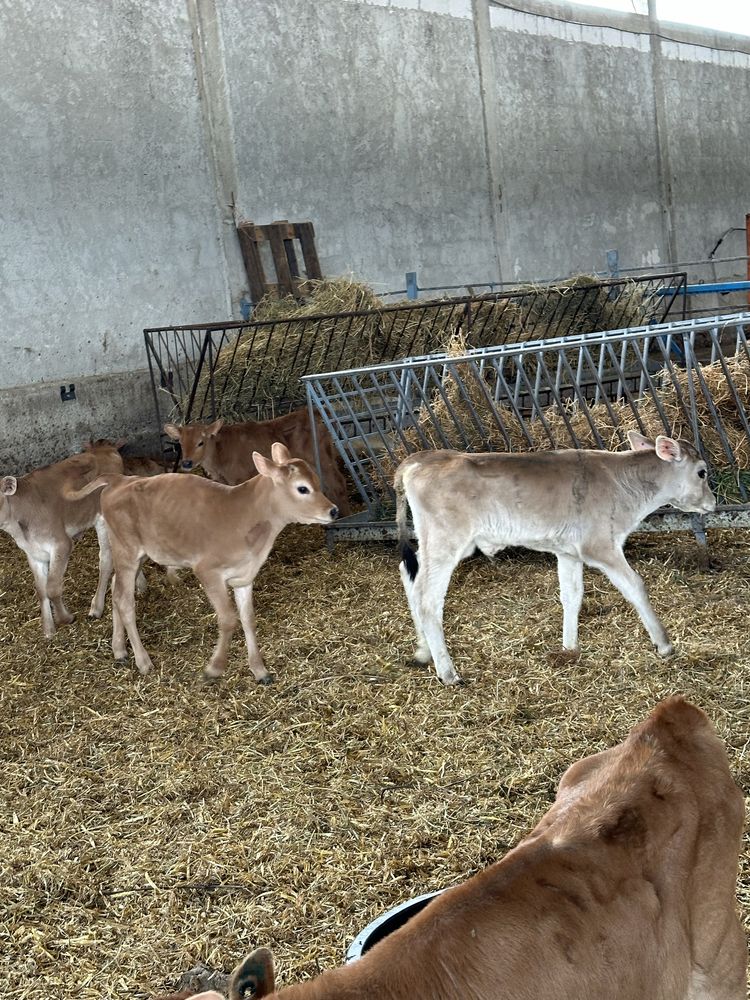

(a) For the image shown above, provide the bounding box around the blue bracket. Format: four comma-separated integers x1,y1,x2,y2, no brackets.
405,272,419,301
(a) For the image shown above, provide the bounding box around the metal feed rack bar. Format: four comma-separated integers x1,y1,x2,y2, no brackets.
303,312,750,542
143,273,686,454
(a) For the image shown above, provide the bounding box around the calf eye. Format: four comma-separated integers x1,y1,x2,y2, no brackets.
698,469,707,479
297,485,310,495
197,441,204,448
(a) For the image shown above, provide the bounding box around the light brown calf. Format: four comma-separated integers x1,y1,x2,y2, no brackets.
159,697,746,1000
84,438,166,476
0,445,124,636
396,433,716,684
77,443,338,680
164,411,351,516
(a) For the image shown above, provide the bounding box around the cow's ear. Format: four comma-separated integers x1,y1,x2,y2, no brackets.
1,476,17,496
114,438,128,451
82,440,94,452
230,947,275,1000
627,430,655,452
270,441,291,464
206,418,224,437
654,436,683,463
252,451,284,483
163,423,181,440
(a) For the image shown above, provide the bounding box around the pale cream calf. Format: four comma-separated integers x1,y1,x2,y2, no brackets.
77,443,337,680
0,445,124,636
164,410,351,516
156,698,746,1000
395,433,716,684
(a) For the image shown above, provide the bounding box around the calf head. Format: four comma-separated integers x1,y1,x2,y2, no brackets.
164,420,223,472
628,431,715,514
253,442,339,524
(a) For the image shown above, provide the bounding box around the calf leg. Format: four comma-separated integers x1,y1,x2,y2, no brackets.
111,579,128,662
399,558,432,665
556,554,584,652
586,547,672,656
89,515,113,618
112,562,154,675
46,542,75,628
26,555,55,638
233,584,272,684
412,557,462,686
194,569,237,678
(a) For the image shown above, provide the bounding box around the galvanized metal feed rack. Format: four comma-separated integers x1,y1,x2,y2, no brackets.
144,273,686,442
303,313,750,542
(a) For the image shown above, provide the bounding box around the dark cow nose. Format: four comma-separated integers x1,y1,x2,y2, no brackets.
330,506,339,520
181,460,193,470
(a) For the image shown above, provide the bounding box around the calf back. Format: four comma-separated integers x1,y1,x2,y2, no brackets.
225,698,745,1000
2,448,124,540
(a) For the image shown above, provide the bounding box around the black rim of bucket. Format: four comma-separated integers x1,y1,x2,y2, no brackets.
345,889,444,963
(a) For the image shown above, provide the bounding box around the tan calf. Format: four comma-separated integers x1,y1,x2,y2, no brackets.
164,411,351,515
78,444,338,680
158,697,746,1000
84,438,166,476
0,445,124,636
396,433,716,684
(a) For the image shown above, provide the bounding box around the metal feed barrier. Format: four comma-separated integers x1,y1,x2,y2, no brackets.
303,312,750,543
144,274,686,450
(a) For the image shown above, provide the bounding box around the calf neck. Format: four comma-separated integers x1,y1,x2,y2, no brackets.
395,433,715,684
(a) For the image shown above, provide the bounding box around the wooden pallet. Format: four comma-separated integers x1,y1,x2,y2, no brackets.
236,219,322,303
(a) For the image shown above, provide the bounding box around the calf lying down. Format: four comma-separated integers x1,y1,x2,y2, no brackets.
157,697,746,1000
395,433,716,684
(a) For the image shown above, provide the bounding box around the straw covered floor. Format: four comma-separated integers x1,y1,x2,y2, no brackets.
1,525,749,998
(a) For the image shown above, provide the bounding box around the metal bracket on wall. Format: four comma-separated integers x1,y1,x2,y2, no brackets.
60,384,76,402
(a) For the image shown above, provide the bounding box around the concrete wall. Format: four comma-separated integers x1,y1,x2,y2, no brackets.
2,0,750,469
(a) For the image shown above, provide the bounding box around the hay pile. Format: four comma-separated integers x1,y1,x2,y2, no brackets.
1,523,749,1000
193,275,662,421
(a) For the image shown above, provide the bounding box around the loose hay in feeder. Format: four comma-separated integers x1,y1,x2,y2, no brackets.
186,275,665,422
1,519,749,1000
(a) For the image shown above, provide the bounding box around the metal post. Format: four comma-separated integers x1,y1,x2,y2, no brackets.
406,272,419,300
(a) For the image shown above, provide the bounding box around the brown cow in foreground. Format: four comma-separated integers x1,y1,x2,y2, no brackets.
164,412,351,515
396,433,716,684
74,443,338,680
0,444,124,636
158,697,746,1000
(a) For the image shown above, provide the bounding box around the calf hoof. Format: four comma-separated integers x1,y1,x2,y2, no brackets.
657,642,674,658
136,662,153,676
438,671,464,687
257,674,274,686
204,663,226,679
88,608,103,620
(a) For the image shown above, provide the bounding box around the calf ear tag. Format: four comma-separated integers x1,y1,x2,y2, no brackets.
1,476,17,496
654,436,682,463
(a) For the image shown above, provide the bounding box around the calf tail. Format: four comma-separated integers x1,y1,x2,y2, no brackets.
394,464,419,581
65,474,119,502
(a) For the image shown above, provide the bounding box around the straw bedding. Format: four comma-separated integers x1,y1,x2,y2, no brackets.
1,521,749,999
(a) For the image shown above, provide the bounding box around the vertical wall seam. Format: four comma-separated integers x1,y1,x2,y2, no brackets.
185,0,245,315
471,0,511,286
647,0,677,267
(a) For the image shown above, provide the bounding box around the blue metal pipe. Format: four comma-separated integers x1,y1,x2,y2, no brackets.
659,281,750,295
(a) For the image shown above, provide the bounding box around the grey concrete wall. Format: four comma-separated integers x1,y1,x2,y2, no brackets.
220,0,496,294
2,0,750,469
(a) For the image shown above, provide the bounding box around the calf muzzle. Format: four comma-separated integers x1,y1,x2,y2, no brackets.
181,460,193,470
